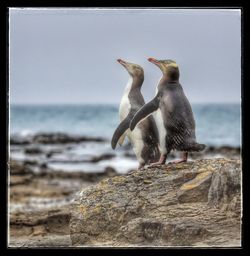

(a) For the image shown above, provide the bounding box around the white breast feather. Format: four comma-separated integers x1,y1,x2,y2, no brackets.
153,78,167,154
118,77,144,164
119,77,132,121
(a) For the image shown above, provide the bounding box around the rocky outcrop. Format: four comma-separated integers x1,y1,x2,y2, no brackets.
70,158,241,247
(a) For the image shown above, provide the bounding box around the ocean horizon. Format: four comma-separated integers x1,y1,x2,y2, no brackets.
10,103,241,147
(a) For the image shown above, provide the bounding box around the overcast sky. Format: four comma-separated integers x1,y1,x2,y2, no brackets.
9,8,241,104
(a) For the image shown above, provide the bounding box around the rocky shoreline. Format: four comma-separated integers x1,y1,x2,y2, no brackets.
9,159,118,247
9,132,241,247
10,132,240,173
10,132,106,145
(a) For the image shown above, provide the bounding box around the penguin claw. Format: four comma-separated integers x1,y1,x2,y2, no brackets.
168,153,188,164
148,162,165,167
138,164,145,170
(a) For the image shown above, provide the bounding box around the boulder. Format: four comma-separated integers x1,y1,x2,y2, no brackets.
70,158,241,247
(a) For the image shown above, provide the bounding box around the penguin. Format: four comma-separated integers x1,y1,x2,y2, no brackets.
111,59,160,169
130,58,206,166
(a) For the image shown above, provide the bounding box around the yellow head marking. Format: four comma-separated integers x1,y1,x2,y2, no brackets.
160,60,179,79
168,63,178,68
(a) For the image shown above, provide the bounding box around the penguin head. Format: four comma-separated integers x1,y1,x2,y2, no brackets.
117,59,144,79
148,58,179,81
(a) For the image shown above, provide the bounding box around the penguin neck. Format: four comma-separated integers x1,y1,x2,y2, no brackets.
160,74,179,84
126,74,144,92
156,75,179,92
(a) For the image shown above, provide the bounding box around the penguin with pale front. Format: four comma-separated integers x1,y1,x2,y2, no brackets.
111,59,159,169
130,58,206,166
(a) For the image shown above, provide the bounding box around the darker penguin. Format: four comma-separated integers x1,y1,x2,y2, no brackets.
130,58,206,166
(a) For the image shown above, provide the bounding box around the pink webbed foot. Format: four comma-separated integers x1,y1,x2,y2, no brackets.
149,161,165,167
148,154,167,167
138,163,145,170
168,152,188,165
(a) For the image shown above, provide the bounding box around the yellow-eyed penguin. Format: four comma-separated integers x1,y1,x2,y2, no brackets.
111,59,159,169
130,58,205,166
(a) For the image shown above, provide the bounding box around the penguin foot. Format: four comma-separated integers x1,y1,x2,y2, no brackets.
148,154,167,167
148,161,165,167
168,152,188,164
138,163,145,170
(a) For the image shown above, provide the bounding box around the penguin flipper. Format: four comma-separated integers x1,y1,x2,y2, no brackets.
111,114,132,149
130,95,160,131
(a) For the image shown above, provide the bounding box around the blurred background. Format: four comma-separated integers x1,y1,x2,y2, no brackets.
8,8,241,246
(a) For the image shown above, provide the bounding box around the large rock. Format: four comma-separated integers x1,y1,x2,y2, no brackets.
70,158,241,247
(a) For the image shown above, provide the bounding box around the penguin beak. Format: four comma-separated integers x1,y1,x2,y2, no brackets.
148,57,160,67
117,59,127,67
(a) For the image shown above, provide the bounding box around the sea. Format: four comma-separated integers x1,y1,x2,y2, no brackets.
10,103,241,147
